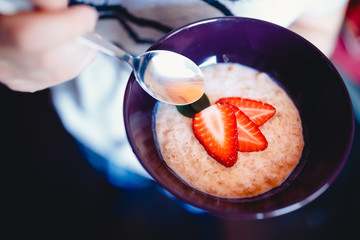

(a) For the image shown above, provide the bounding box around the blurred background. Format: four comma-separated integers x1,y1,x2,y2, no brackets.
2,1,360,240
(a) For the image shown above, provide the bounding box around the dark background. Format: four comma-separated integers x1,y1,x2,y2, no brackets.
1,83,359,240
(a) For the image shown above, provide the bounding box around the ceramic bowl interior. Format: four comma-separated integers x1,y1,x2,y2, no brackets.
123,17,354,219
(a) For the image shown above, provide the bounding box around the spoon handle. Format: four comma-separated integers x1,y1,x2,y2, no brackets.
78,33,133,63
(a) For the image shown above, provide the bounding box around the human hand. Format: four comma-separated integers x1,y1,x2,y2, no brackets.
0,0,98,92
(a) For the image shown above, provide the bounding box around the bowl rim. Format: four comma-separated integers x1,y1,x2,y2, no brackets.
124,16,355,219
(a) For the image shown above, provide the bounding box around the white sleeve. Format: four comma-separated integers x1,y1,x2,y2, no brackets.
51,53,152,179
304,0,349,17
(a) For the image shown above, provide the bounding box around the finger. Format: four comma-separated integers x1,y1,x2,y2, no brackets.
0,40,97,92
31,0,69,11
0,5,98,52
1,48,97,92
43,42,98,84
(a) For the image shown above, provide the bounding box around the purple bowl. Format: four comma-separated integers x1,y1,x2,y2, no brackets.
123,17,354,219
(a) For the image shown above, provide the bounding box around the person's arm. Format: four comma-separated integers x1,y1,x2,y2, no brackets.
0,0,98,92
288,3,348,57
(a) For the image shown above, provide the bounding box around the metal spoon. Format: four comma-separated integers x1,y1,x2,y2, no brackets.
79,34,205,105
0,0,205,105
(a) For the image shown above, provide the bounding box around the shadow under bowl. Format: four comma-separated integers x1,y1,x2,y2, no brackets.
123,17,354,219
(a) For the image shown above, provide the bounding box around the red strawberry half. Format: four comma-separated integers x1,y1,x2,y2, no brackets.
233,106,268,152
192,102,238,167
216,97,276,126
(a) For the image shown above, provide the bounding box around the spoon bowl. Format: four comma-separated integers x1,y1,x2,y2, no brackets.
80,34,205,105
133,50,205,105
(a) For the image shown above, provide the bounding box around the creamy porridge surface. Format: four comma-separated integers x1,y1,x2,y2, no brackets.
154,63,304,198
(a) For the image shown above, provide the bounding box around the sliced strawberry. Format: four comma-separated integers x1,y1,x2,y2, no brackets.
232,106,268,152
192,102,238,167
216,97,276,126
